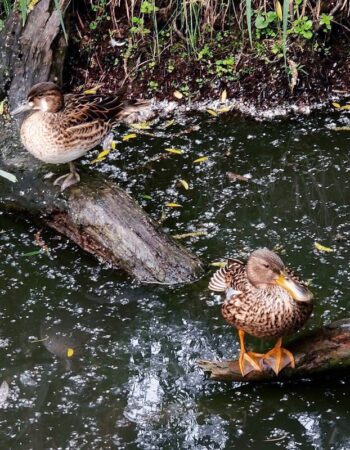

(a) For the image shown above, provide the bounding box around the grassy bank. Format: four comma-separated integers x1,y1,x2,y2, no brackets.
1,1,350,108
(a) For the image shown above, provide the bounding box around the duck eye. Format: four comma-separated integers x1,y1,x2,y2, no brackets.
263,263,270,268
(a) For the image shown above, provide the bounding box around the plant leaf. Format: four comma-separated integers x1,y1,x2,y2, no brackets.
130,121,151,130
220,90,227,102
314,242,333,252
206,109,218,117
22,250,42,257
165,148,183,155
210,261,226,267
165,203,182,208
0,381,9,406
276,0,283,20
66,348,74,358
173,231,207,239
0,169,17,183
173,91,183,99
332,102,341,108
141,194,152,200
123,133,137,141
193,156,208,163
90,156,107,164
179,179,189,190
0,100,4,115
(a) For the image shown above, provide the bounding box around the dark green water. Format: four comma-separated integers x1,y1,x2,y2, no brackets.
0,112,350,449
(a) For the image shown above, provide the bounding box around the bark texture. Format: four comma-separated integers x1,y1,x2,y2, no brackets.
197,319,350,382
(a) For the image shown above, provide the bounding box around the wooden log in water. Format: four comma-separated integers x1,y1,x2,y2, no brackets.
197,319,350,382
0,127,204,284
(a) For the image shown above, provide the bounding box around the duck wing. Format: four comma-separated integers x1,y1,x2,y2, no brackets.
208,259,246,292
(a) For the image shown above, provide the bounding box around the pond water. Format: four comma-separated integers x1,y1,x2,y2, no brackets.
0,111,350,449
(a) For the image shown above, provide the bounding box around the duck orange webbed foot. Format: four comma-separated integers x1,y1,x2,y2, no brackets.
239,351,264,376
261,338,295,375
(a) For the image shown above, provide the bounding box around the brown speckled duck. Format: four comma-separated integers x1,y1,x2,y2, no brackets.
209,248,313,376
12,82,149,191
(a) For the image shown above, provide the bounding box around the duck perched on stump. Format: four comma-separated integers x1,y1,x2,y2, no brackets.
12,82,150,191
209,248,314,376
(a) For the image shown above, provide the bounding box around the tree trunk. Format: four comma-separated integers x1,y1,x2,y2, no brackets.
0,125,204,284
197,319,350,382
0,0,70,109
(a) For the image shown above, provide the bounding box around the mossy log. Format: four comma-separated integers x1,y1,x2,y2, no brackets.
197,319,350,382
0,126,204,284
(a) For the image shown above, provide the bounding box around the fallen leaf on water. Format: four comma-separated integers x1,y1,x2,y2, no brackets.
22,249,42,257
166,203,182,208
173,91,183,99
97,149,110,159
221,89,227,102
0,100,5,115
83,84,103,95
0,381,9,406
111,141,117,150
0,169,17,183
314,242,333,252
333,126,350,131
67,348,74,358
206,109,218,117
173,231,207,239
123,133,137,141
90,156,107,164
130,121,151,130
141,194,152,200
179,179,189,190
332,102,341,108
164,119,175,128
217,106,231,113
227,172,249,182
165,148,183,155
193,156,208,163
210,261,227,267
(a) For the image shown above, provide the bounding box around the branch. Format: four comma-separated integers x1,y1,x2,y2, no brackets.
197,319,350,382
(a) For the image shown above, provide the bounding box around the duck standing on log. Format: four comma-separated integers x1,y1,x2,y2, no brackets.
209,248,314,376
12,82,150,191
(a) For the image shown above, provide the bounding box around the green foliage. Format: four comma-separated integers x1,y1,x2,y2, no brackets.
131,16,150,36
140,1,158,15
255,11,277,30
319,14,333,31
290,16,313,39
215,57,235,77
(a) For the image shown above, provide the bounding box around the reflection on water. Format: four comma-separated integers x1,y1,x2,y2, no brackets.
0,112,350,448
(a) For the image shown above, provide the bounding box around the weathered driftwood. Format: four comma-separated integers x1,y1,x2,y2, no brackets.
197,319,350,382
0,0,70,109
0,126,204,284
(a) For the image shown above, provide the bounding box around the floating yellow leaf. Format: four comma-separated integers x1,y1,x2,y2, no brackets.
220,89,227,102
173,231,207,239
97,149,110,159
123,133,137,141
276,0,283,20
193,156,208,163
314,242,333,252
217,106,230,113
333,126,350,131
131,121,151,130
340,105,350,110
179,179,189,190
332,102,341,109
206,109,218,117
164,119,175,128
83,84,103,95
210,261,226,267
90,156,107,164
173,91,183,99
111,141,117,150
165,148,183,155
67,348,74,358
0,100,4,116
166,203,183,208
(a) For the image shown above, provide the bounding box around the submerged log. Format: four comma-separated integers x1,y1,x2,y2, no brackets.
197,319,350,382
0,126,204,284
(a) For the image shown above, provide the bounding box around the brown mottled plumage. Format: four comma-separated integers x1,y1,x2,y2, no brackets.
209,248,314,376
12,82,149,191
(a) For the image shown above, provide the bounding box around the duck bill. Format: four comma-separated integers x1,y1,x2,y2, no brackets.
11,103,32,115
275,273,313,302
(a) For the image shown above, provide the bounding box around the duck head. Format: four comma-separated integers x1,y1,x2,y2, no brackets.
246,248,313,302
12,82,64,115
